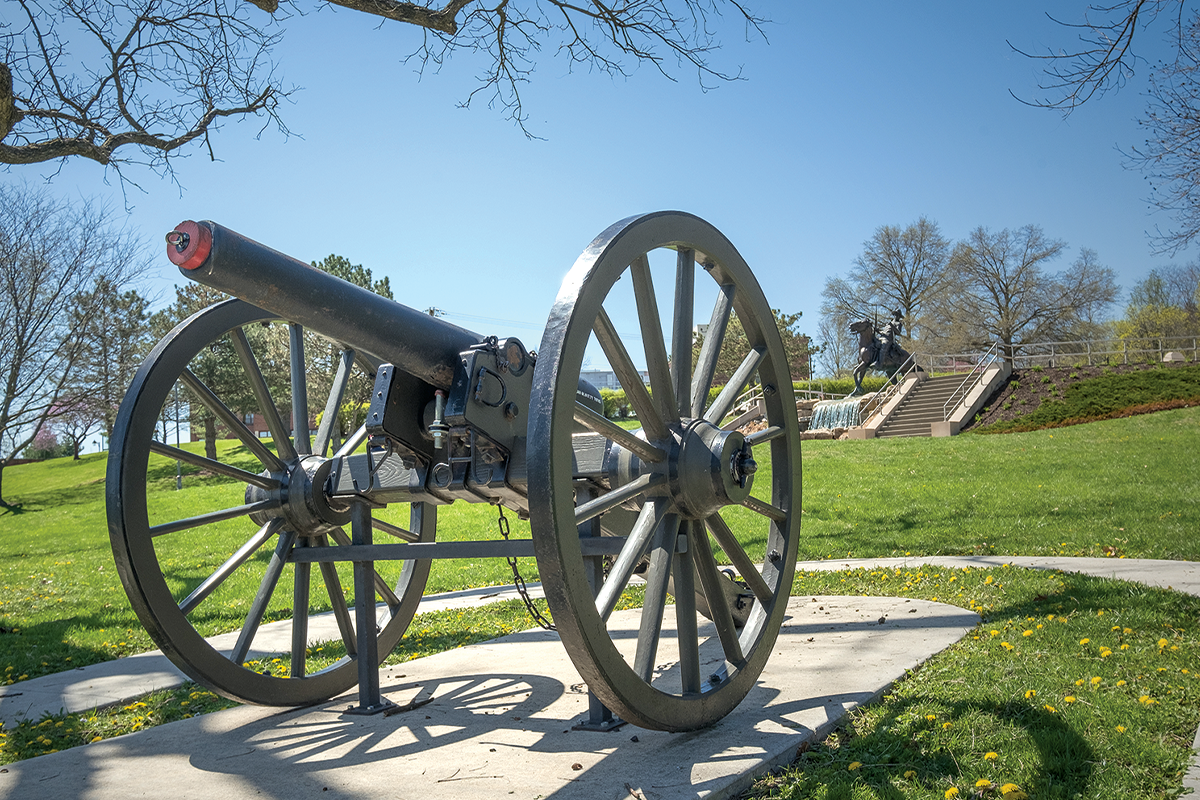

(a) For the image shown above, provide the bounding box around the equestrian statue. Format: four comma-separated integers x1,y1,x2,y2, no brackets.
850,310,914,395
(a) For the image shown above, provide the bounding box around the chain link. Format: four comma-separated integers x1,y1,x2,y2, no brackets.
496,504,555,631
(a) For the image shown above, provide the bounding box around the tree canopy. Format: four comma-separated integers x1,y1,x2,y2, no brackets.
0,182,147,504
1,0,763,175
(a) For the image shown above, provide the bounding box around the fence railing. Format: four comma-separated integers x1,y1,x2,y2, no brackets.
917,336,1198,372
859,352,919,425
942,341,1004,422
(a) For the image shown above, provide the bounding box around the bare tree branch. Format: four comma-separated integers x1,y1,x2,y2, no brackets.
1,0,766,172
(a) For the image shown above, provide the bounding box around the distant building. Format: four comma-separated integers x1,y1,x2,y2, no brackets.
192,411,317,442
580,370,649,391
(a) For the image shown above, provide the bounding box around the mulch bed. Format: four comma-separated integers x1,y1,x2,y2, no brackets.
961,360,1193,431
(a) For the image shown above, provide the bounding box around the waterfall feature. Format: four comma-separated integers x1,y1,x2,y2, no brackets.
808,397,864,430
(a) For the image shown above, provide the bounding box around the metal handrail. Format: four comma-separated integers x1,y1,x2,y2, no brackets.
941,341,1004,422
859,353,919,425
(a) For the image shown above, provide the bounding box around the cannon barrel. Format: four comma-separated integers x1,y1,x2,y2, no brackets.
167,220,483,389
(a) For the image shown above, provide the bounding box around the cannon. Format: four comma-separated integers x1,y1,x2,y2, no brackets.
106,212,801,732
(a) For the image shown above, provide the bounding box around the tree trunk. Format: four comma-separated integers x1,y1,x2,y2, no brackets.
0,461,8,507
204,414,218,460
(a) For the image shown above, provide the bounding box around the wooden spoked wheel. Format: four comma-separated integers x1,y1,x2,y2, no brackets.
107,299,433,706
528,212,802,731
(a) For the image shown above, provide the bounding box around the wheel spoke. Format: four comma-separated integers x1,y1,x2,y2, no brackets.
372,516,420,543
229,328,299,464
290,324,311,456
575,473,665,526
573,402,666,463
593,308,668,441
333,424,369,459
149,440,280,490
673,520,701,694
692,284,735,417
671,248,695,418
596,498,669,621
180,368,286,472
179,518,284,615
231,529,298,665
691,520,746,667
703,347,767,425
316,533,357,657
745,425,784,444
741,494,788,523
291,539,312,678
705,513,774,606
633,512,680,682
315,348,355,457
150,499,279,538
630,254,679,425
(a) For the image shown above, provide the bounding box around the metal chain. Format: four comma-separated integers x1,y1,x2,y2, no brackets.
496,504,555,631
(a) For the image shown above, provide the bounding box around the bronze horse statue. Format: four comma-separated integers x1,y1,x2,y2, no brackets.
850,314,914,395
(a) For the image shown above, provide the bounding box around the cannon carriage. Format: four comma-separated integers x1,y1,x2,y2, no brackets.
106,212,801,732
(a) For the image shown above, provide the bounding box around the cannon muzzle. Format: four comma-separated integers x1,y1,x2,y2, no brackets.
167,220,482,389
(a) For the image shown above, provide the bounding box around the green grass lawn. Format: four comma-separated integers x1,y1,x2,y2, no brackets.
1,408,1198,795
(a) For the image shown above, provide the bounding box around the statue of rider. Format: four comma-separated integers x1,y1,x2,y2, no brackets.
876,310,903,366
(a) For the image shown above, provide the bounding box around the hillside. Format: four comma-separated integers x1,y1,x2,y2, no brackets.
963,361,1200,433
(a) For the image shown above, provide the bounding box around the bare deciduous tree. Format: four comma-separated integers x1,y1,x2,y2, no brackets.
928,226,1118,359
819,217,950,346
1,0,764,176
0,183,148,506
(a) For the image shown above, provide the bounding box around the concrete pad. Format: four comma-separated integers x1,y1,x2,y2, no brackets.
0,595,978,800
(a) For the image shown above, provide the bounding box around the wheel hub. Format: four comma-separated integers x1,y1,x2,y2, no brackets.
607,418,755,520
246,456,351,536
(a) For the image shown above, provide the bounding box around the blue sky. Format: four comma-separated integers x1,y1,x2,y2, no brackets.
18,2,1183,359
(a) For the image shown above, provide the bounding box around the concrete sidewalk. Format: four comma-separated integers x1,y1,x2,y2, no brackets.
0,583,549,727
2,555,1199,799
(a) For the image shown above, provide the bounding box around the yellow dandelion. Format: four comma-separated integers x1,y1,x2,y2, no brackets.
1022,630,1033,637
1158,638,1169,648
1044,704,1057,713
1000,784,1029,800
1075,679,1085,686
1120,644,1130,650
926,714,937,721
942,721,953,729
1080,638,1090,645
1123,627,1132,634
1116,680,1127,686
904,770,917,779
1139,695,1155,705
1116,725,1126,732
1091,677,1102,686
1024,689,1036,699
1063,695,1077,703
990,630,1000,637
984,751,998,761
945,788,960,799
1001,642,1014,651
976,778,994,788
848,761,862,771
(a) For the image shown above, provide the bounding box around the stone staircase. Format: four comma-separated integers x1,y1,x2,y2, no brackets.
873,374,965,438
